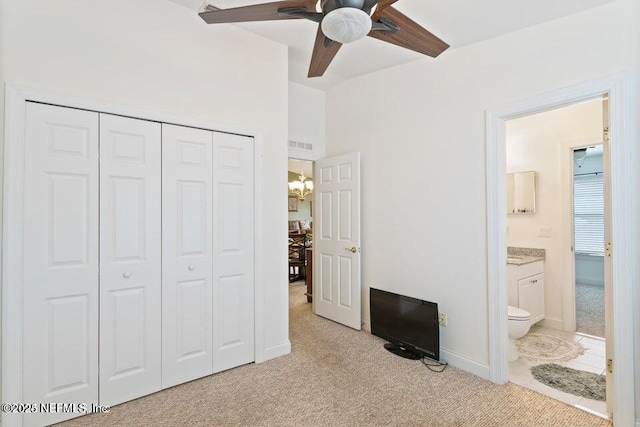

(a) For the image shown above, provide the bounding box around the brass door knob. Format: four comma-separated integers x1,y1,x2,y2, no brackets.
344,247,357,253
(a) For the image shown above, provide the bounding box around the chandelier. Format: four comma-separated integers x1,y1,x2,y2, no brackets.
289,173,313,201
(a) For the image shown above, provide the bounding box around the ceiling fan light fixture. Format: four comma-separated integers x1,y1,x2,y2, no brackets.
321,7,372,44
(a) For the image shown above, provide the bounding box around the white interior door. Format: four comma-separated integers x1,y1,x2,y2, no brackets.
22,102,99,426
162,124,214,388
313,153,361,330
212,132,255,372
99,114,162,406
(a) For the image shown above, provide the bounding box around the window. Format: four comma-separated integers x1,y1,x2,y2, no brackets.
573,174,604,256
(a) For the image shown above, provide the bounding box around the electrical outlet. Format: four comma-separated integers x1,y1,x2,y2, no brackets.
438,313,447,327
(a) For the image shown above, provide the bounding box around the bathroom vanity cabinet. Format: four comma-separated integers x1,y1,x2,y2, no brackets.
507,260,545,324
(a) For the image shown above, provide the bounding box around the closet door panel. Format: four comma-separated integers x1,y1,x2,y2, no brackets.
162,124,214,388
99,114,162,406
212,133,255,372
23,102,99,427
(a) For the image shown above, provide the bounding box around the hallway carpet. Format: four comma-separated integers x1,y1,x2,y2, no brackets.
61,283,611,427
576,283,606,338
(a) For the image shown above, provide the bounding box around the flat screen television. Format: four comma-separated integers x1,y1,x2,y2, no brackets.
370,288,440,361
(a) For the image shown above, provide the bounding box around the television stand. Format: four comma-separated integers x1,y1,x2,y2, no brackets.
384,343,422,360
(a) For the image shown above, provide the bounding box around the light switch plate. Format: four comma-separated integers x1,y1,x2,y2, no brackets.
538,226,551,237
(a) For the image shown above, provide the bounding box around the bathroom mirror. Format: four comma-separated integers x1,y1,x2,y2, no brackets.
507,171,536,214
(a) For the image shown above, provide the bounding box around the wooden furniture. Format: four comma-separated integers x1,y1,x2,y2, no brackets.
288,233,307,282
305,248,313,303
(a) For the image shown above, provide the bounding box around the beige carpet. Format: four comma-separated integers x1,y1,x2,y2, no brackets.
576,283,606,338
60,283,611,427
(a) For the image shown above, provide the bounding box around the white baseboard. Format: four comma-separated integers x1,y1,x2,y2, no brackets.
361,322,489,380
257,340,291,363
575,276,604,287
440,348,490,380
540,316,563,330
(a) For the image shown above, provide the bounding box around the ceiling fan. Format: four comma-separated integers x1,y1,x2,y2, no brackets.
199,0,449,78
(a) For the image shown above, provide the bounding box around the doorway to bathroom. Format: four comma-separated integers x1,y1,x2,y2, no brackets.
504,97,610,418
486,73,635,427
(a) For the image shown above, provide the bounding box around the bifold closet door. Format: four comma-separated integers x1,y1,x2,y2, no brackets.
162,124,214,387
99,114,162,406
23,103,99,427
212,132,255,372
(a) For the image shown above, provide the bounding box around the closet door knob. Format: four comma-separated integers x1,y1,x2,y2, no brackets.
123,272,131,279
188,264,195,271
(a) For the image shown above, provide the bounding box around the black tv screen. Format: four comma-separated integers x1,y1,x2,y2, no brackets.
370,288,440,361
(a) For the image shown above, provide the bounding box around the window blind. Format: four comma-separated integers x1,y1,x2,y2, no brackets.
573,174,604,256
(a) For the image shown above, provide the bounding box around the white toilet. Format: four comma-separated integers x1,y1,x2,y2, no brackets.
508,305,531,362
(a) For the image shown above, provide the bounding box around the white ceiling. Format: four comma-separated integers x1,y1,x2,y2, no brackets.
173,0,618,91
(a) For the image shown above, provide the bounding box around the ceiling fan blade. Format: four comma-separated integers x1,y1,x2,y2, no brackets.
362,0,379,14
308,26,343,77
371,0,399,19
368,6,449,57
199,0,317,24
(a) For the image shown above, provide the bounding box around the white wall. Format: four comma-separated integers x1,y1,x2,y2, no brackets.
288,82,326,160
575,152,604,175
575,254,604,287
325,0,639,395
506,100,603,329
0,0,290,366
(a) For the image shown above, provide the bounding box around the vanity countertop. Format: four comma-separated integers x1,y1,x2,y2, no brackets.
507,246,545,265
507,255,544,265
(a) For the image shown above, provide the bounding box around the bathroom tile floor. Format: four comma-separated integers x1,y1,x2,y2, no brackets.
509,324,608,419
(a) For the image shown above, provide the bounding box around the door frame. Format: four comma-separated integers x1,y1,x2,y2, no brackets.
561,140,604,334
2,84,265,427
485,72,635,425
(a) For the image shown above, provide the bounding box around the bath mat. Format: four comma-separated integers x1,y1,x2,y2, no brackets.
516,333,585,362
531,363,606,401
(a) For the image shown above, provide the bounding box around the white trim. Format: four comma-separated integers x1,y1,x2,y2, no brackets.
253,132,267,364
288,147,321,161
2,84,26,427
560,141,577,332
486,72,636,426
359,327,487,378
539,316,563,331
440,348,490,380
573,404,610,421
2,84,268,425
635,418,640,427
575,276,605,287
485,107,509,384
6,85,260,138
260,341,292,362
